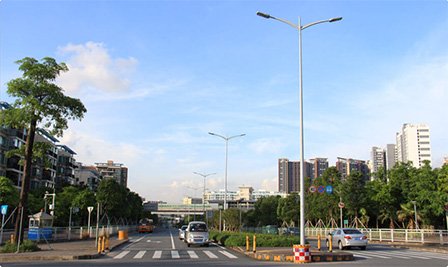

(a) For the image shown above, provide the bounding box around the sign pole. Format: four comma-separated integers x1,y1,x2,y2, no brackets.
0,214,4,245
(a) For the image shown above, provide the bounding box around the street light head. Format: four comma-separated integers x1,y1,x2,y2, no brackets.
256,11,271,19
329,17,343,23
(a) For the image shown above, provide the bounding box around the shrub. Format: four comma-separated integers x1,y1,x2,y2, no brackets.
1,240,41,253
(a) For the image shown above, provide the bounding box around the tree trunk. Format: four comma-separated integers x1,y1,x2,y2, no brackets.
14,118,37,244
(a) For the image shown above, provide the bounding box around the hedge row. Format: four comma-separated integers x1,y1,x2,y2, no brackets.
209,230,302,247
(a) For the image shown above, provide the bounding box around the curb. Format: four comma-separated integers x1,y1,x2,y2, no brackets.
229,247,354,262
0,239,129,262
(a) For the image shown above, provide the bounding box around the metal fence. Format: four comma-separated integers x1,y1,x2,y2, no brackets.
306,227,448,245
0,225,137,245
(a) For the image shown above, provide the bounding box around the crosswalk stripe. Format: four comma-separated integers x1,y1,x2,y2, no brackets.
153,250,162,259
219,250,238,259
114,250,130,259
203,250,218,258
171,250,180,259
353,251,390,259
353,254,373,259
134,251,146,259
187,250,199,258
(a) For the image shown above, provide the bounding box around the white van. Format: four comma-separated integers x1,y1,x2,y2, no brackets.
184,221,209,247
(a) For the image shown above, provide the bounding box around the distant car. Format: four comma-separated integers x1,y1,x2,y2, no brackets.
326,228,368,250
262,225,279,235
286,227,299,235
184,221,209,247
178,225,188,240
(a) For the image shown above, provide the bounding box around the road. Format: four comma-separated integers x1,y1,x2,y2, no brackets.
2,227,447,267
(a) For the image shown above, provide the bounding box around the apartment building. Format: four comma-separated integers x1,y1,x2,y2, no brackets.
335,157,370,180
278,158,312,193
396,123,432,168
309,158,329,179
94,160,128,187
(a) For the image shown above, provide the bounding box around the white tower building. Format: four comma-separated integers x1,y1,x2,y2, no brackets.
396,124,431,168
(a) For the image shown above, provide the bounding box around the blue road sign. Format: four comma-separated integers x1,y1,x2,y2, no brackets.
1,205,8,215
317,186,325,194
326,185,333,194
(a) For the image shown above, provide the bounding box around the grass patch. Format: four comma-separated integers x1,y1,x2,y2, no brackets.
1,240,41,253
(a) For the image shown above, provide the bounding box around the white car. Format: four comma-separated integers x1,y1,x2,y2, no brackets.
178,225,188,240
184,221,209,247
326,228,368,250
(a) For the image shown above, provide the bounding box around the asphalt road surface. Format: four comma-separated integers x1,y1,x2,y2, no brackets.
2,227,447,267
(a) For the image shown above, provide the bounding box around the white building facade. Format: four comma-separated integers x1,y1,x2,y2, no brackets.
396,123,431,168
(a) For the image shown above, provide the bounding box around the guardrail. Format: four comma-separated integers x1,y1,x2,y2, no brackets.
0,225,137,245
306,227,448,245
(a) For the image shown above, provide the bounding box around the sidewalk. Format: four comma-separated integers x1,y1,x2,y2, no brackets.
0,238,128,263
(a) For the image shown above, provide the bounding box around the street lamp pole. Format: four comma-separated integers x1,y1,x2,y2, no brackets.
193,172,216,218
208,132,245,210
411,201,419,230
257,11,342,246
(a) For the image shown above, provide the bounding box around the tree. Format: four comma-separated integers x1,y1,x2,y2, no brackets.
277,193,299,227
0,176,19,207
96,178,127,220
339,171,366,219
0,57,87,243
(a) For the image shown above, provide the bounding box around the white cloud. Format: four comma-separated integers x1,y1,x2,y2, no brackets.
56,42,138,94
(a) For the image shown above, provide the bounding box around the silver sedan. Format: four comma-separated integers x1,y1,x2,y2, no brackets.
326,228,368,250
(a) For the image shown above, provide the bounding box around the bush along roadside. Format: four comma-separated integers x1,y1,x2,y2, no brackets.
0,240,41,253
210,230,303,247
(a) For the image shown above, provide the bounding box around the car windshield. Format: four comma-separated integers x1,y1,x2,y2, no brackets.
189,223,207,232
343,229,362,234
181,226,187,230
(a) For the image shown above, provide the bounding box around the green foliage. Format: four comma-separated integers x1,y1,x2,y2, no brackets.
0,240,40,253
0,176,19,206
209,230,300,247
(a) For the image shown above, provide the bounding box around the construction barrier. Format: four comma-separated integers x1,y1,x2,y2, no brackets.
118,230,128,240
293,244,311,264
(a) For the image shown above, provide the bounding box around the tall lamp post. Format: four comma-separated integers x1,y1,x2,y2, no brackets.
193,172,216,219
257,11,342,245
208,132,245,210
411,200,419,230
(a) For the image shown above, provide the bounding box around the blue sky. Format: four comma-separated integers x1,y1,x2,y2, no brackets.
1,0,447,203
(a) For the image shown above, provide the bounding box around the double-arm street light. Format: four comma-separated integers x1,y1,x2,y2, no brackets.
208,132,245,210
193,172,216,217
257,11,342,246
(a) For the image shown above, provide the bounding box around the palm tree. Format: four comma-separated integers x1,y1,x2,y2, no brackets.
397,203,421,229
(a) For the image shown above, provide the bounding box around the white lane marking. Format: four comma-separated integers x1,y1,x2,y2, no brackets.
153,250,162,259
203,250,218,258
171,250,180,259
187,250,199,258
352,251,391,259
219,250,238,259
170,231,176,249
114,250,130,259
134,250,146,259
353,254,373,259
395,250,445,260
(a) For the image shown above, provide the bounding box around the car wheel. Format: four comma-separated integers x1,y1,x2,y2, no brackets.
187,243,190,247
338,241,344,250
360,246,366,250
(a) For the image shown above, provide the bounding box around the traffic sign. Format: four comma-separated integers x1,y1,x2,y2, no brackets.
87,206,94,213
309,185,317,193
325,185,333,194
317,186,325,194
1,205,7,215
338,202,345,208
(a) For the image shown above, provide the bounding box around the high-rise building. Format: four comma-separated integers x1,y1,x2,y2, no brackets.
386,144,397,170
94,160,128,187
396,123,431,168
336,157,370,180
309,158,329,179
278,158,312,193
371,147,386,174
